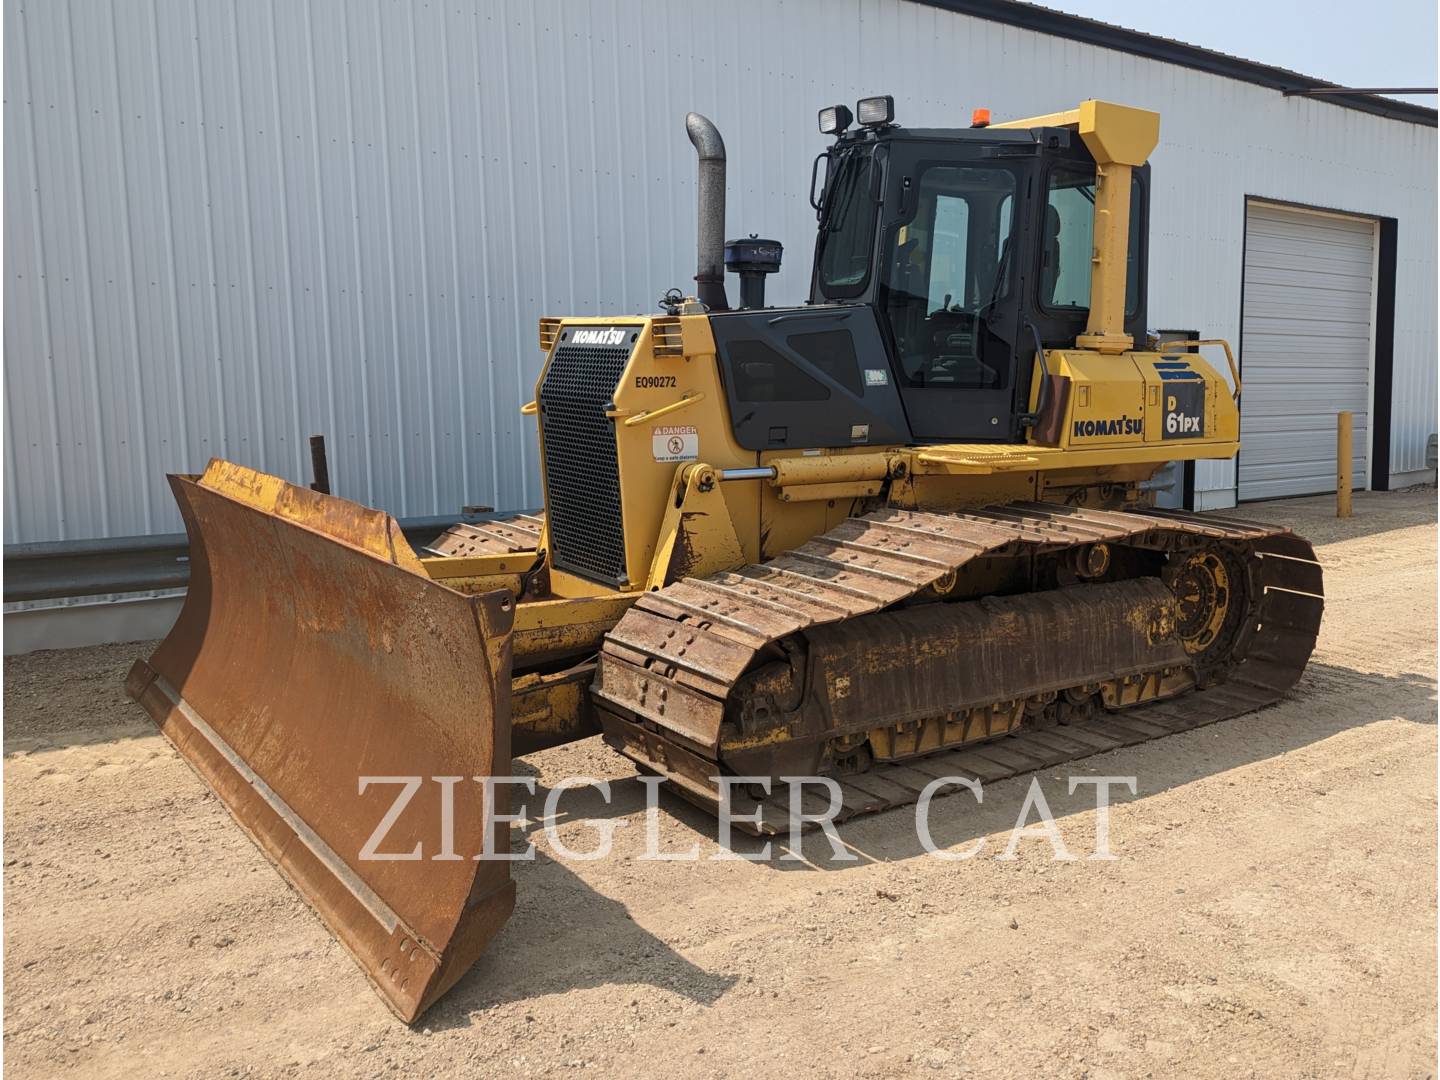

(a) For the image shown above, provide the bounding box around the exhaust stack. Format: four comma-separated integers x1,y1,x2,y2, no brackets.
685,112,728,311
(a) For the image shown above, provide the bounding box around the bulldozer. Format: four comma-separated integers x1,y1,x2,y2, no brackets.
126,98,1324,1022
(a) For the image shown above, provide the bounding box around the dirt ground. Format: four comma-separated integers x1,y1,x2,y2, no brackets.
4,489,1436,1079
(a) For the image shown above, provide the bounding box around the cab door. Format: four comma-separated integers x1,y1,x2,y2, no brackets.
874,142,1029,441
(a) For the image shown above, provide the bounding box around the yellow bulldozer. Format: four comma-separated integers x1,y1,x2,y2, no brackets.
126,98,1323,1021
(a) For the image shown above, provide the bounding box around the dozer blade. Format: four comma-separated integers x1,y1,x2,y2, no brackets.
126,460,516,1022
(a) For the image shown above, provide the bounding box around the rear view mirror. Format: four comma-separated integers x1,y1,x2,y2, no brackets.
809,150,832,214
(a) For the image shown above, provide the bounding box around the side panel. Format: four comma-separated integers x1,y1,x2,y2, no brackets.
610,317,761,578
709,306,911,451
1036,348,1239,454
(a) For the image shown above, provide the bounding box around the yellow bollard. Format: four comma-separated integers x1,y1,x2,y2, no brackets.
1337,411,1353,518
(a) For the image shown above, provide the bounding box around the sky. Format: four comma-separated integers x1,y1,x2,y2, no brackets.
1048,0,1438,106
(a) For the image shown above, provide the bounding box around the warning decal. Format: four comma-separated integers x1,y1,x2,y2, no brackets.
652,424,699,463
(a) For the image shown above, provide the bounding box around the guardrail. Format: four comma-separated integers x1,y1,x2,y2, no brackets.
3,512,523,603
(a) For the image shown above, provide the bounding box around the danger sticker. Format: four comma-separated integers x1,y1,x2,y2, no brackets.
652,424,699,463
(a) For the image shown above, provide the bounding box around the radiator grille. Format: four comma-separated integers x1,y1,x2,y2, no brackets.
539,329,637,584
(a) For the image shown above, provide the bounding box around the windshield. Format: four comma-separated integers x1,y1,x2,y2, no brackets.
878,163,1017,388
816,151,880,297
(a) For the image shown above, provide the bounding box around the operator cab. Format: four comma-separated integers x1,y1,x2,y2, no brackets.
707,96,1149,449
811,96,1149,441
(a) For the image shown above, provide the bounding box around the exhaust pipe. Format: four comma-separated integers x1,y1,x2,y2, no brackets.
685,112,728,311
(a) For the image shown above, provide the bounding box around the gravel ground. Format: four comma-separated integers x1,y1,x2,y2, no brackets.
4,489,1436,1079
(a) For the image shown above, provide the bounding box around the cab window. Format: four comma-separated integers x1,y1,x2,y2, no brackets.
1042,166,1142,316
878,164,1018,389
817,153,880,297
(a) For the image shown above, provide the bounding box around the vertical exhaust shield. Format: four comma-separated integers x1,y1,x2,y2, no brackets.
685,112,729,310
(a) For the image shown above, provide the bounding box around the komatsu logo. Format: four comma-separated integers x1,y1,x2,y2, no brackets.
571,328,628,347
1072,415,1143,438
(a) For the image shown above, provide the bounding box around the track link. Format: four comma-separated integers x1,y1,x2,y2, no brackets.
424,512,546,557
593,501,1324,833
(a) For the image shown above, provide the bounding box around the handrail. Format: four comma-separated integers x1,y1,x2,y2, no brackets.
622,392,705,427
1162,338,1241,400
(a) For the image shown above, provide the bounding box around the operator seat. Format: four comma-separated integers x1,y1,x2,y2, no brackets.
1042,204,1063,305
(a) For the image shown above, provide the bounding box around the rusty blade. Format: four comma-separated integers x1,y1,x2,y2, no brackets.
126,461,516,1022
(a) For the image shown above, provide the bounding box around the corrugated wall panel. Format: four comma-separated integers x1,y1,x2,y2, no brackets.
5,0,1436,542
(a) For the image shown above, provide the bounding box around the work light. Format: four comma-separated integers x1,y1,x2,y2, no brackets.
818,104,852,135
856,95,894,127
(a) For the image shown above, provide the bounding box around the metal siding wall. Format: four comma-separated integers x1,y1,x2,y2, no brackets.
5,0,1436,542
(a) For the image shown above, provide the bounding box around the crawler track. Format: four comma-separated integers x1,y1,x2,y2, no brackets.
424,512,545,557
594,502,1323,833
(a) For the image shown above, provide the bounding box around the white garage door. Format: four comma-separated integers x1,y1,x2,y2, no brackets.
1238,202,1376,501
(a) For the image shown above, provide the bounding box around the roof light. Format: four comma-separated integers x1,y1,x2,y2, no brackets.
971,107,991,128
856,95,894,127
818,104,853,135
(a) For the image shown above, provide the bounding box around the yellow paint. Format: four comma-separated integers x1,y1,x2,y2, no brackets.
531,315,759,593
777,479,883,503
421,552,532,579
1170,552,1229,653
991,107,1083,132
511,665,595,749
621,391,706,427
511,593,639,663
513,593,637,633
1165,339,1241,398
757,445,900,558
719,724,797,752
511,669,586,735
1022,346,1239,455
200,458,286,511
1073,99,1160,168
427,572,524,596
1074,159,1136,352
198,458,424,573
865,702,1024,762
1338,411,1353,518
769,452,895,486
644,464,747,590
1100,667,1194,707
